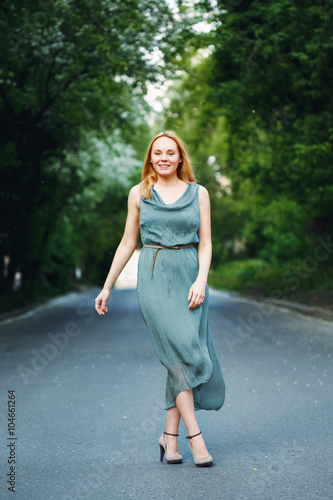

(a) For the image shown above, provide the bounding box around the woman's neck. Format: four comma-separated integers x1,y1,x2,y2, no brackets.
155,175,185,189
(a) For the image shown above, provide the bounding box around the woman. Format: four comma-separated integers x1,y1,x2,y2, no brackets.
95,131,225,467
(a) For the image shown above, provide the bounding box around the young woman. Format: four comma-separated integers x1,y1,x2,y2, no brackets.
95,131,225,467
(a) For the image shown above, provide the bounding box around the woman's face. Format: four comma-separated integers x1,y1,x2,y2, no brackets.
150,136,181,178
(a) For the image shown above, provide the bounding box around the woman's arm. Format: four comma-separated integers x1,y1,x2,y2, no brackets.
95,184,140,315
187,185,212,310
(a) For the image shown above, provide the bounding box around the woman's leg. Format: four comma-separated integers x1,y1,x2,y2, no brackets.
175,388,210,458
164,406,181,454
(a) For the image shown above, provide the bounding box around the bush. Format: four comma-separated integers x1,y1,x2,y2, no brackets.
208,259,267,293
208,258,333,300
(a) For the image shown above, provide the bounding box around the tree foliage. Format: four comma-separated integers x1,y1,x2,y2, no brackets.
0,0,183,297
1,0,332,308
165,0,333,273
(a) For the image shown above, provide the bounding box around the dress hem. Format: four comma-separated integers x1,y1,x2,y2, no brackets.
164,372,214,411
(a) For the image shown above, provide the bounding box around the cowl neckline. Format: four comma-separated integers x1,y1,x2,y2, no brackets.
150,182,196,209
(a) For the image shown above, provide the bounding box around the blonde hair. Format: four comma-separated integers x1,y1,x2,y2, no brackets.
140,131,196,199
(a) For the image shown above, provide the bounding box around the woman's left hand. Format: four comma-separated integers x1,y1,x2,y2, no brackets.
187,279,206,310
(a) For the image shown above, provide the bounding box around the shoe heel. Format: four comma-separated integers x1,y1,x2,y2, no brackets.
158,432,182,464
159,444,165,462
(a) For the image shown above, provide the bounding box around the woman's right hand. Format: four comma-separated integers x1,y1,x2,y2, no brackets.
95,289,110,315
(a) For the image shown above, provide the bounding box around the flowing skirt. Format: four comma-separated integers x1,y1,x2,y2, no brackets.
137,246,225,410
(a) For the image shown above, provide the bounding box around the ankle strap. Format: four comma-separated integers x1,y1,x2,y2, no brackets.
186,431,202,439
164,431,179,437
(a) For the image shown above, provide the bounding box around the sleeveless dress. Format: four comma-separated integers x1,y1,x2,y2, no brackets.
137,182,225,411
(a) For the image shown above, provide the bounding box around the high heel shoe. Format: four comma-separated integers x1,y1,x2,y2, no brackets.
186,431,213,467
159,432,182,464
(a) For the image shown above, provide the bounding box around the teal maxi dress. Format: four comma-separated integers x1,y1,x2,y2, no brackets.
137,182,225,411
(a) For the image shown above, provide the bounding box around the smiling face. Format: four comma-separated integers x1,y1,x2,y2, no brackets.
150,136,181,178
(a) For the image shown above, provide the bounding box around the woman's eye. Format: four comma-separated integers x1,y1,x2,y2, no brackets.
169,153,174,156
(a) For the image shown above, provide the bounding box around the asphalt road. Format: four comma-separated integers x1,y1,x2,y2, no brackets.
0,287,332,500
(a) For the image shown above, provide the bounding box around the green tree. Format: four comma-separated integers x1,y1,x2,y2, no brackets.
210,0,333,233
165,0,333,269
0,0,182,297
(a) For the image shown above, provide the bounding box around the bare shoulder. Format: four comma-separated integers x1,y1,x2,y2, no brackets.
197,184,210,205
128,183,142,208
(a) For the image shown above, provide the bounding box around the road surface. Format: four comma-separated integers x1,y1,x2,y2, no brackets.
0,287,332,500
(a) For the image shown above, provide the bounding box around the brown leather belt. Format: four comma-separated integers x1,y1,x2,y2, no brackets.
143,244,195,278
